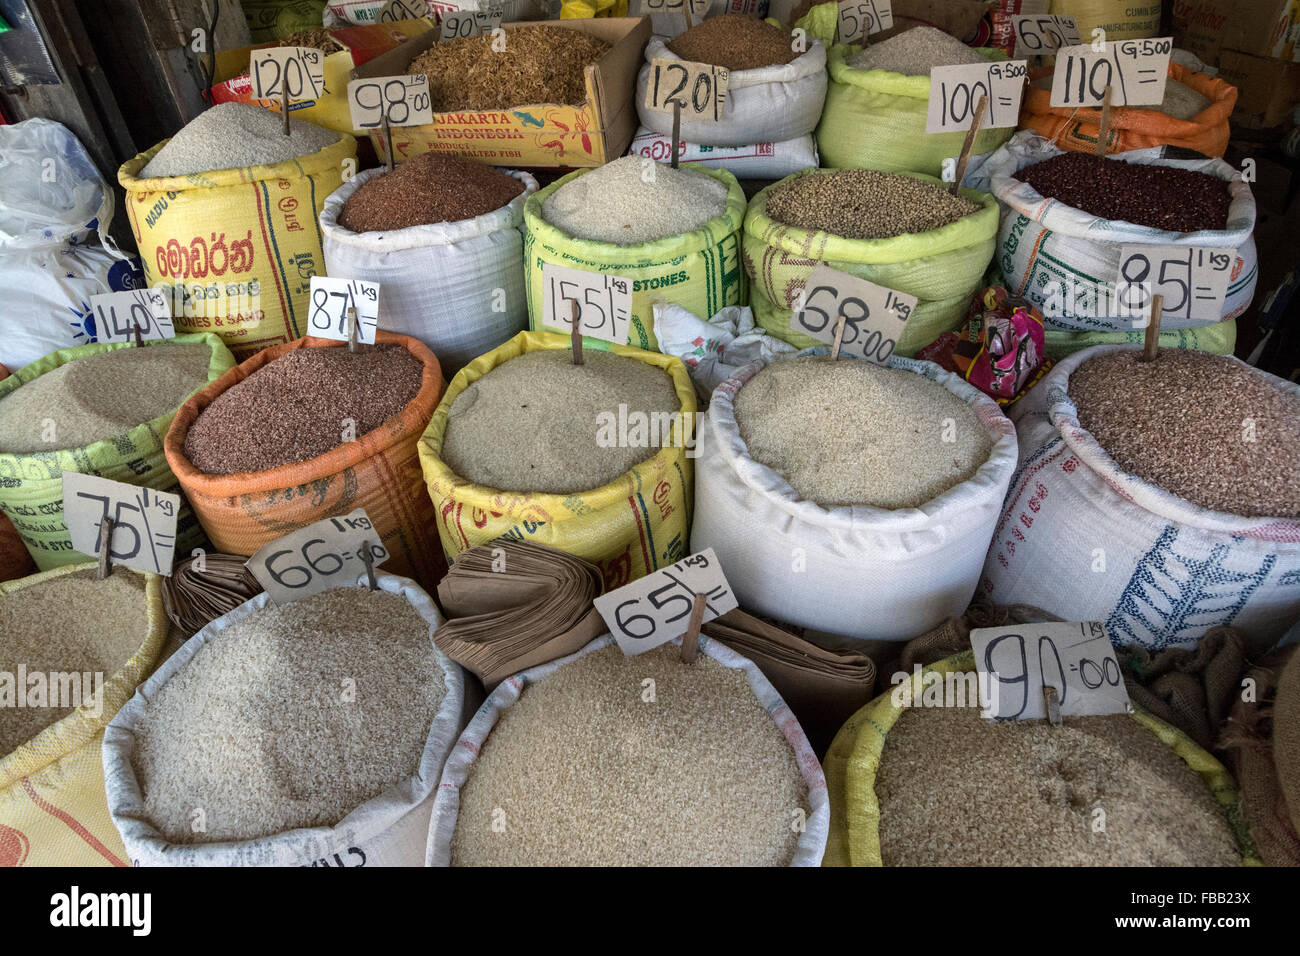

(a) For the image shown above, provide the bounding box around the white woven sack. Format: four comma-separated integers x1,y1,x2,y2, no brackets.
981,345,1300,652
628,126,818,179
103,572,468,867
635,37,827,147
691,355,1019,644
320,168,538,377
986,131,1257,333
427,633,829,866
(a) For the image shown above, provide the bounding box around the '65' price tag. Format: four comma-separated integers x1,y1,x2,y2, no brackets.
1009,13,1081,56
540,262,632,345
792,264,917,364
594,549,738,656
347,75,434,130
926,60,1028,133
89,289,174,344
1115,244,1235,326
644,58,729,122
250,46,325,101
247,509,389,605
62,472,180,575
1050,37,1172,107
308,276,380,343
837,0,892,45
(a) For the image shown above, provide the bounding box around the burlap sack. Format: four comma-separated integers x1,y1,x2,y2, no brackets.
1276,649,1300,838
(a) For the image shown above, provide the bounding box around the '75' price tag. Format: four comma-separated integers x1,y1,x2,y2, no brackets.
62,472,180,576
89,289,173,344
250,46,325,101
347,75,433,130
247,509,389,605
540,262,632,345
792,264,917,364
308,276,380,343
594,549,738,656
1115,244,1235,326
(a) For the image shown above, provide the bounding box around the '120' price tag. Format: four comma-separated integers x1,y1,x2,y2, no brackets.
89,289,174,344
926,60,1028,133
1009,13,1081,56
594,549,738,656
837,0,892,45
970,621,1131,721
644,58,729,122
347,75,434,130
308,277,380,343
792,264,917,364
440,4,503,39
249,46,325,101
62,472,180,576
1115,244,1236,325
540,263,632,345
1050,37,1172,107
247,509,389,605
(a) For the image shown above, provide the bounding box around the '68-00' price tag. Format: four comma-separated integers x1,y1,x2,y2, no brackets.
594,549,738,656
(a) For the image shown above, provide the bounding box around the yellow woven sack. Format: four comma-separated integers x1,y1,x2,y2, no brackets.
823,651,1259,867
0,563,167,867
0,335,235,572
1052,0,1160,43
118,134,357,361
419,331,696,589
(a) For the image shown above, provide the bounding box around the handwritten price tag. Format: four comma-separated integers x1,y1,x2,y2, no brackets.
307,277,380,344
540,263,632,345
439,4,503,39
1116,244,1235,325
347,75,434,130
249,46,325,101
631,0,709,17
791,264,916,364
1050,37,1172,107
377,0,431,22
89,289,173,344
644,58,729,122
1009,13,1081,56
594,549,738,656
62,473,179,576
970,621,1131,721
247,509,389,605
926,60,1028,133
837,0,892,45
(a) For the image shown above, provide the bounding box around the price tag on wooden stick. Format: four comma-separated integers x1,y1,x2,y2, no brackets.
836,0,892,45
347,75,433,130
249,47,326,101
1009,13,1081,56
377,0,431,22
307,276,380,343
926,60,1027,133
247,509,389,605
1049,37,1172,107
89,289,173,344
62,472,180,576
539,263,632,345
439,4,503,39
594,549,738,656
791,264,916,364
1115,245,1235,325
970,621,1131,721
644,58,729,122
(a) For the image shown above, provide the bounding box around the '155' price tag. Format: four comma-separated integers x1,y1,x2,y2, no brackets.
347,75,434,130
837,0,892,45
1009,13,1081,56
926,60,1028,133
247,509,389,605
540,263,632,345
440,4,503,39
1116,244,1236,325
644,58,729,122
1050,37,1172,107
250,46,325,101
970,621,1131,721
308,276,380,343
89,289,173,344
594,549,738,656
792,264,917,364
62,472,180,575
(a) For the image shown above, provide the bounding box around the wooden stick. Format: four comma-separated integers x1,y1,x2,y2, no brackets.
1043,685,1062,726
680,592,707,664
1096,84,1112,157
682,0,693,30
671,102,681,170
382,111,394,172
97,516,114,580
282,81,291,137
347,305,359,354
829,312,848,360
949,93,987,196
358,542,378,591
569,299,583,365
1141,293,1163,362
133,319,144,348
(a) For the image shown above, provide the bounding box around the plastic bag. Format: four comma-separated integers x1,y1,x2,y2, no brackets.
628,127,819,180
651,301,799,401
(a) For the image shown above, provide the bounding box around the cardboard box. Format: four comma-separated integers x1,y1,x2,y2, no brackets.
351,17,651,167
1217,49,1300,128
1173,0,1300,64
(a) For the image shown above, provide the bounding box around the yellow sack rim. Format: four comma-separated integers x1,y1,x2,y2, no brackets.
419,330,697,522
117,132,356,194
826,43,1008,100
0,562,167,788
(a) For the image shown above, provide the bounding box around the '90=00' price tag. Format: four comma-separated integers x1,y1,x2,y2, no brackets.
249,47,325,101
926,60,1028,133
440,5,503,39
1115,244,1235,325
791,264,917,364
347,75,433,130
644,59,729,122
308,276,380,343
247,509,389,605
837,0,892,45
594,549,738,656
540,262,632,345
1050,37,1173,107
62,472,180,576
88,289,173,344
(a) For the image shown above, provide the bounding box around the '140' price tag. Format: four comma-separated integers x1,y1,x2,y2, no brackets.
308,277,380,343
247,509,389,605
970,621,1131,721
1116,244,1235,325
540,262,632,345
594,549,738,656
89,289,173,344
249,46,325,101
347,75,434,130
1009,13,1081,56
1050,37,1172,107
791,264,917,364
644,58,729,122
62,472,180,576
440,4,503,39
837,0,892,45
926,59,1028,133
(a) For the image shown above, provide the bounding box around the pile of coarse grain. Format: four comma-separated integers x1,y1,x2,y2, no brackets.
409,26,610,112
338,154,526,232
442,349,679,494
450,644,808,866
667,14,799,71
876,705,1241,866
765,169,978,240
847,26,987,75
0,343,212,453
1070,349,1300,518
131,588,446,844
542,156,728,244
184,345,424,474
1015,153,1230,231
734,357,991,509
140,103,341,178
0,568,147,754
277,28,343,54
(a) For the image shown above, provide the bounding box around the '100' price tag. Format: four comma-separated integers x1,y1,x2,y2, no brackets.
249,46,325,101
837,0,892,45
89,289,174,344
308,276,380,343
247,509,389,605
62,472,180,576
644,58,729,122
594,549,738,656
926,60,1028,133
540,263,632,345
347,75,434,130
1050,37,1172,107
440,5,503,39
1116,244,1235,325
792,264,917,364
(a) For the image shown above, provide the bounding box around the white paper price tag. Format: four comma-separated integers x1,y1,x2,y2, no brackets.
62,472,180,576
89,289,174,344
1009,13,1081,56
791,264,917,364
594,549,739,656
439,5,503,39
540,263,632,345
971,621,1131,721
643,58,729,121
307,276,380,343
1116,244,1235,324
377,0,431,22
347,75,434,130
631,0,708,17
837,0,892,45
249,47,326,101
247,509,389,605
1050,37,1172,107
926,60,1028,133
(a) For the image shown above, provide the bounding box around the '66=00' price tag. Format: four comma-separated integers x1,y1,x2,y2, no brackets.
247,509,389,605
62,472,180,576
308,276,380,343
540,262,632,345
594,549,738,656
347,75,433,130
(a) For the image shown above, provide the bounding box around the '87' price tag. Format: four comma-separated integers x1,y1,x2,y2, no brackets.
540,262,632,345
247,509,389,605
594,549,738,656
308,276,380,343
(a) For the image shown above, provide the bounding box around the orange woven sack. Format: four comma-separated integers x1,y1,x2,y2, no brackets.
164,332,447,591
0,363,35,584
1019,64,1237,158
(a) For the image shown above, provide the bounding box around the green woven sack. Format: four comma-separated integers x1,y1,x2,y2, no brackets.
1043,320,1237,360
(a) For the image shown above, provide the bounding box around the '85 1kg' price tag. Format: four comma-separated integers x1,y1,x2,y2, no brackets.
62,472,180,575
308,276,380,343
792,264,917,364
89,289,173,344
247,509,389,605
594,549,738,656
926,60,1028,133
837,0,892,45
346,75,433,130
540,262,632,345
644,58,729,121
1115,244,1235,325
249,46,325,101
1050,37,1172,107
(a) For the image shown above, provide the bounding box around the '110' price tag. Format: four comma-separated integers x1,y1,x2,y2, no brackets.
1009,13,1081,56
440,5,503,39
62,472,180,576
540,263,632,345
594,549,738,656
89,289,174,344
308,276,380,343
837,0,892,45
970,621,1131,721
644,58,729,122
791,264,917,364
249,46,326,101
1050,37,1172,107
926,59,1028,133
247,509,389,605
1116,244,1236,325
347,75,434,130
